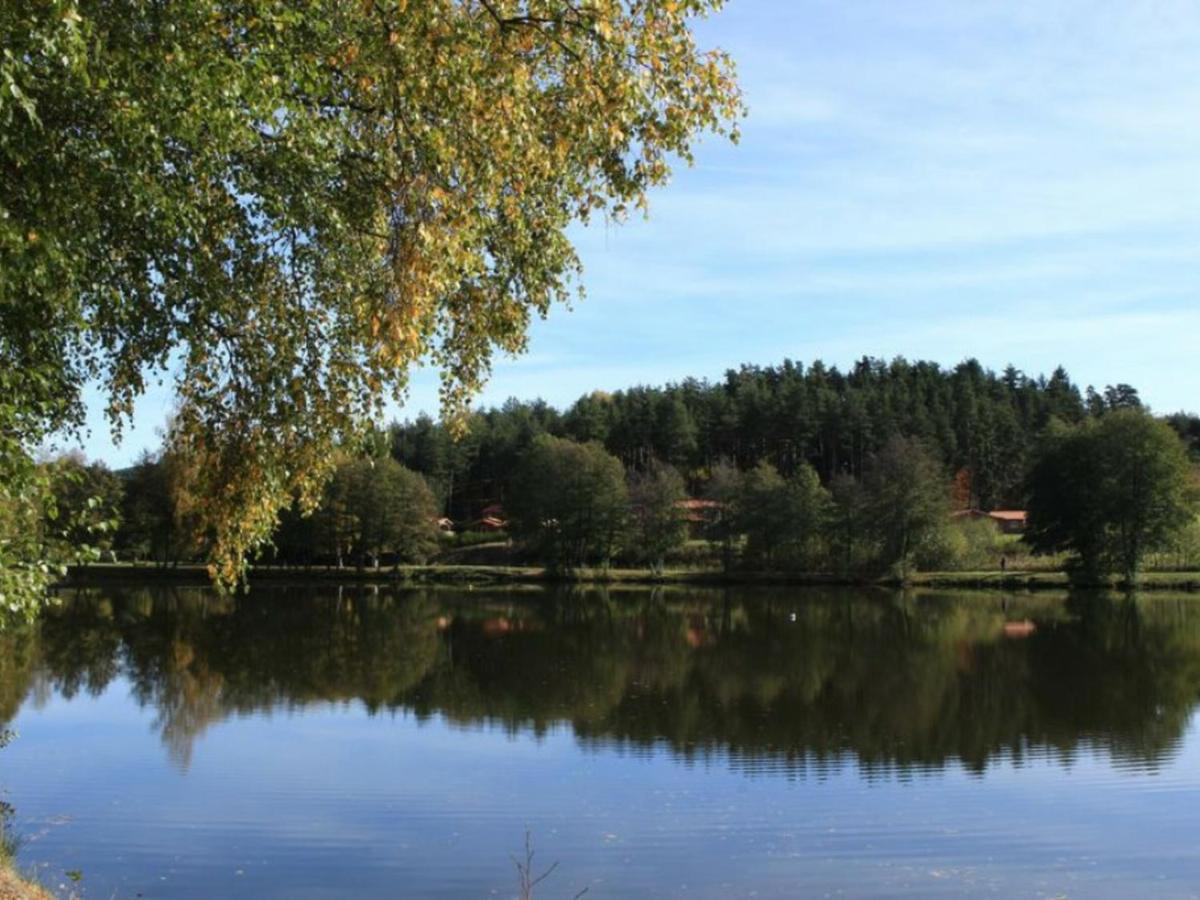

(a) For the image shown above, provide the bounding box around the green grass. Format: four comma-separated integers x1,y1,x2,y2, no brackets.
63,560,1200,591
910,570,1200,592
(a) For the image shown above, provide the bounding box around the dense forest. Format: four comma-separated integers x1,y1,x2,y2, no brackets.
29,356,1200,578
390,356,1191,518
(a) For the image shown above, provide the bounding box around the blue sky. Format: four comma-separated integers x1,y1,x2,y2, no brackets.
78,0,1200,466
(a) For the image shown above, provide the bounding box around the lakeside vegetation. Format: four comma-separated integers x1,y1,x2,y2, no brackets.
63,561,1200,594
26,359,1200,595
0,785,51,900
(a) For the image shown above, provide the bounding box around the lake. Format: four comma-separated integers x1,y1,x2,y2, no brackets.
2,584,1200,898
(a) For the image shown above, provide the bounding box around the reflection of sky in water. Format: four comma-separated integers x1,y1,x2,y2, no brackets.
6,691,1200,898
3,590,1200,898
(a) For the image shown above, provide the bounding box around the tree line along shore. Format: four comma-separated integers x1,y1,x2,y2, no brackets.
29,357,1200,589
62,564,1200,595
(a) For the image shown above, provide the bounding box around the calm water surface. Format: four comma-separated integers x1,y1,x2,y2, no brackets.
2,584,1200,898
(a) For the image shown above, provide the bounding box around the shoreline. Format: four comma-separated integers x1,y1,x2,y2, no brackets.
58,563,1200,593
0,867,52,900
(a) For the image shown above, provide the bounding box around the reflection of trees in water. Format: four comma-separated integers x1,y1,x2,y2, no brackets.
0,624,39,727
3,586,1200,775
580,592,1200,776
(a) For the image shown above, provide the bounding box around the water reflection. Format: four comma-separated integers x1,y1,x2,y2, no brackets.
5,586,1200,775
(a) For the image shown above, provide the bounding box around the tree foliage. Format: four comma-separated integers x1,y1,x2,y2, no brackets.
388,357,1103,523
1,0,743,591
342,457,440,567
861,436,950,577
0,463,51,617
777,462,833,569
734,461,834,570
733,461,789,567
2,453,119,617
828,472,869,576
627,461,688,573
46,455,122,551
1026,410,1195,581
509,435,629,568
117,450,202,565
10,347,1197,583
275,456,439,568
702,459,741,573
1167,413,1200,462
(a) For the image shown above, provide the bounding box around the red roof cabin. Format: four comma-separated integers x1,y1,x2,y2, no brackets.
988,510,1027,534
951,508,1028,534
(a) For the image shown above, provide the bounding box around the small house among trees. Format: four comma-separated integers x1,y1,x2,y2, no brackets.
988,510,1028,534
952,508,1027,534
675,498,723,538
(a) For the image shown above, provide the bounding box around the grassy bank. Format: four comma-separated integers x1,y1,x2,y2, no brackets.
62,561,844,588
0,868,52,900
0,816,46,900
61,561,1200,592
0,838,51,900
908,570,1200,592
